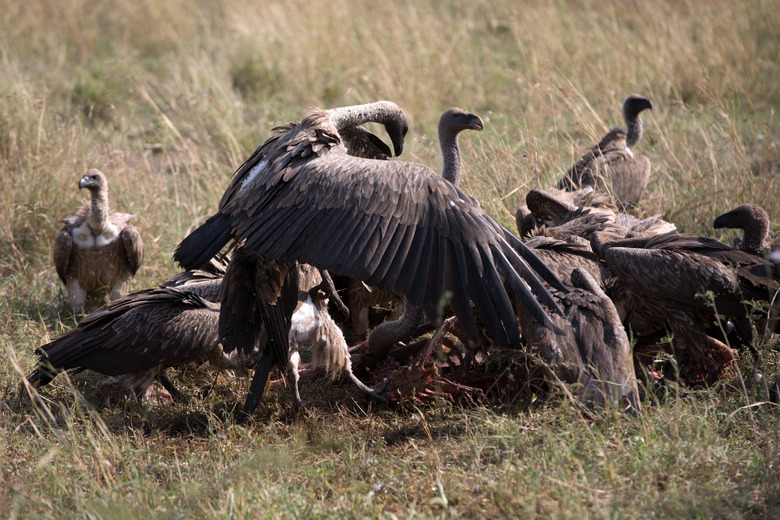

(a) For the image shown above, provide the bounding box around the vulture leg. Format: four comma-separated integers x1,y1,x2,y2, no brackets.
67,279,87,316
158,369,184,401
243,349,276,416
288,350,303,409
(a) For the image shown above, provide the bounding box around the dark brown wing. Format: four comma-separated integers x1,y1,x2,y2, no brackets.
119,225,144,275
526,236,610,288
28,286,220,386
53,228,73,284
608,155,651,208
227,149,563,345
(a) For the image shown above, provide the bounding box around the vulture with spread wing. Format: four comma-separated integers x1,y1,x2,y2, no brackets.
174,101,565,414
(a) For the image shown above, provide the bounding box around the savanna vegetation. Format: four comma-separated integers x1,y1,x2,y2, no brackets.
1,0,779,517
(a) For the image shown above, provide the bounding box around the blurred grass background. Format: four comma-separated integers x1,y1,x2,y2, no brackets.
1,0,779,517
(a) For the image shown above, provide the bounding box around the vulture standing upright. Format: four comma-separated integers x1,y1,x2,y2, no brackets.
174,101,565,414
558,95,653,209
53,169,144,314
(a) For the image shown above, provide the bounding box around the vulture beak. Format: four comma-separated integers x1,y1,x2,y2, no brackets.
385,121,407,157
713,212,731,229
78,176,90,190
469,114,485,131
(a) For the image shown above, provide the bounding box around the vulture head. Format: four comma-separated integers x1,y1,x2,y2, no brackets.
713,203,771,254
384,116,409,157
439,107,484,135
713,203,769,232
622,94,653,120
78,168,108,194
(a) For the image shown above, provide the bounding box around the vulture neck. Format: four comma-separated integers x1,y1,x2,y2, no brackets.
439,124,462,186
623,106,644,149
742,213,770,254
88,190,109,234
327,101,400,131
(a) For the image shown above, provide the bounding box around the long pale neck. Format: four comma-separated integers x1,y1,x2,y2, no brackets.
439,127,462,186
327,101,398,131
88,191,109,233
624,107,643,148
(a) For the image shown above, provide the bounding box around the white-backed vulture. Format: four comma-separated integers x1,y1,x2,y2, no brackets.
174,101,565,414
288,265,383,406
516,268,639,409
53,169,144,314
28,276,225,400
595,231,778,381
557,95,653,209
349,107,485,340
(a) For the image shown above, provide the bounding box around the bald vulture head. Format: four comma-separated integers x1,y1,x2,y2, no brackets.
438,108,484,186
622,94,653,148
327,100,409,157
713,203,771,255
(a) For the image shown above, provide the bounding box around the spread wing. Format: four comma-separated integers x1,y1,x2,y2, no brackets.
226,147,564,346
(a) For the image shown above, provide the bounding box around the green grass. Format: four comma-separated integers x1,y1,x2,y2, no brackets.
2,0,780,517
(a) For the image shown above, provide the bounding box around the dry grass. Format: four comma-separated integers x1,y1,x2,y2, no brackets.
2,0,780,517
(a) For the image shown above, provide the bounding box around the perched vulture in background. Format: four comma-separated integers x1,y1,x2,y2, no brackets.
558,95,653,209
53,169,144,314
174,101,565,414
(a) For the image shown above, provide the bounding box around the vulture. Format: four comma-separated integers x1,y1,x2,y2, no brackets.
53,169,144,315
713,203,780,256
515,267,639,409
558,95,653,209
594,231,778,381
348,107,485,339
288,265,382,406
174,101,565,414
27,264,241,400
523,187,675,242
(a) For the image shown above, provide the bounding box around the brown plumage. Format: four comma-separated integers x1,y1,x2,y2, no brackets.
596,231,778,381
516,268,639,409
53,169,144,314
348,107,485,339
28,269,229,399
524,187,675,243
558,95,653,209
524,235,611,288
174,101,565,414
